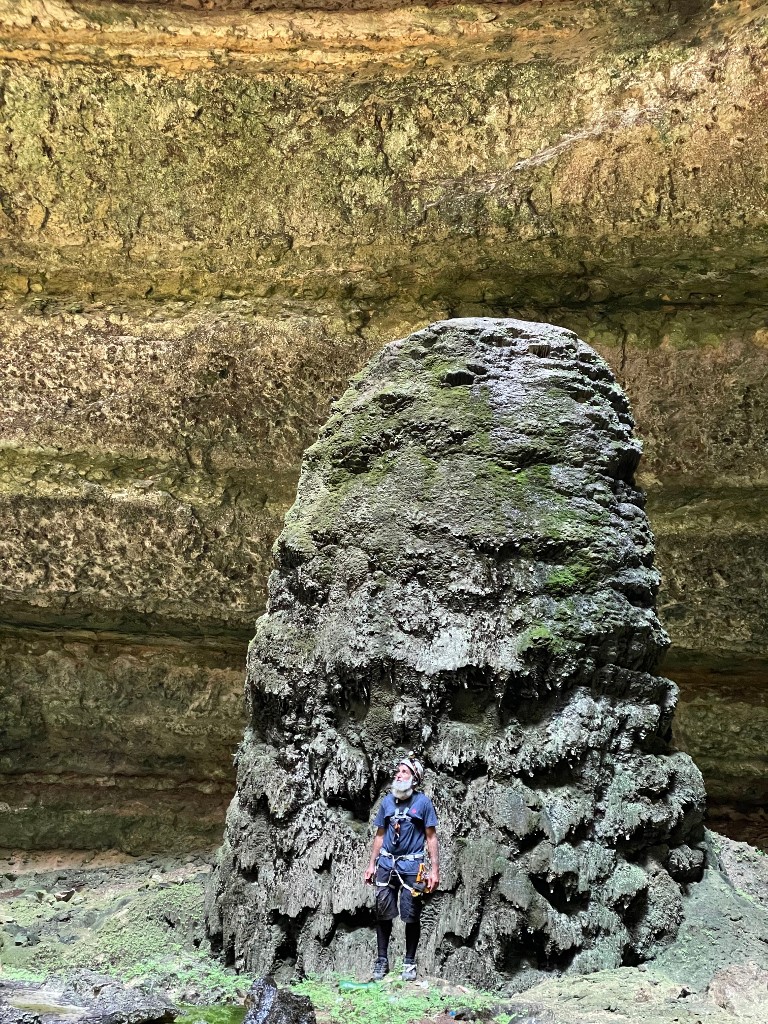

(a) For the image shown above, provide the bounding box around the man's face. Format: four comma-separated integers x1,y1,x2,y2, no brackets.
394,764,414,785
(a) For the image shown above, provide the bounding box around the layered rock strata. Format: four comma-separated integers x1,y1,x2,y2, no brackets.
207,318,707,985
1,1,768,311
0,307,369,852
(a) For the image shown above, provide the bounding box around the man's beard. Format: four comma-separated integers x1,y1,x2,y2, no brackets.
391,779,413,800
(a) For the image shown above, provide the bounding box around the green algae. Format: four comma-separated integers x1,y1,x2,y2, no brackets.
545,560,597,595
1,877,248,1003
4,1,764,307
309,352,612,559
177,1008,246,1024
6,883,200,973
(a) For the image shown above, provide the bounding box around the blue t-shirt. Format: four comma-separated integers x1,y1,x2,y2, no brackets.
374,792,438,857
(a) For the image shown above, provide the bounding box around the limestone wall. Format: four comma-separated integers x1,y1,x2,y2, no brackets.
0,0,766,851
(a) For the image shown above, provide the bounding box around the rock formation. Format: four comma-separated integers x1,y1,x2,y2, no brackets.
244,978,315,1024
206,318,706,986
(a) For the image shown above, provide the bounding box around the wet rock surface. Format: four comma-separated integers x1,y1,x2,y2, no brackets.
0,972,176,1024
243,978,315,1024
207,318,707,984
0,850,239,1006
1,0,768,854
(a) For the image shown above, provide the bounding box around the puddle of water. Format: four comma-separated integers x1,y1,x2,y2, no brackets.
7,998,83,1016
6,998,246,1024
177,1005,247,1024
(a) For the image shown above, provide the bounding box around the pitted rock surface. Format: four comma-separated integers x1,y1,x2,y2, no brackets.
206,318,706,986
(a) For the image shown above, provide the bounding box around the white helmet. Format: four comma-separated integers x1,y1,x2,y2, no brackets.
396,750,424,786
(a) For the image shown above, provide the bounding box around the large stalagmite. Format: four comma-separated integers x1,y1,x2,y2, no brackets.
206,318,706,986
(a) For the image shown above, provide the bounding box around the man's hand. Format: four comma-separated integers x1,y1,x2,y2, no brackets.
425,869,439,893
364,863,376,885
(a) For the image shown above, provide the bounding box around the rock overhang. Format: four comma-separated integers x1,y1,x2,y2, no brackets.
2,1,768,308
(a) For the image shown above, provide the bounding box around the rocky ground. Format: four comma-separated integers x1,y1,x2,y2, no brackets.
1,832,767,1024
0,847,244,1004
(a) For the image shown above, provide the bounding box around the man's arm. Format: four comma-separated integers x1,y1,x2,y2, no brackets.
425,826,439,891
364,827,385,884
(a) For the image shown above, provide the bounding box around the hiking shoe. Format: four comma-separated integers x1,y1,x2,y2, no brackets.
372,957,389,981
401,959,417,982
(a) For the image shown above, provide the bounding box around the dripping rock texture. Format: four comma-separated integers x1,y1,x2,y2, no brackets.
206,319,706,985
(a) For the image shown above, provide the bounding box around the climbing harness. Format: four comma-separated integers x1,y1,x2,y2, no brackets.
377,798,428,897
389,797,416,849
375,793,430,898
375,852,427,898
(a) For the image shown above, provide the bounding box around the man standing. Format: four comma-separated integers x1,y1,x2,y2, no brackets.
364,752,439,981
